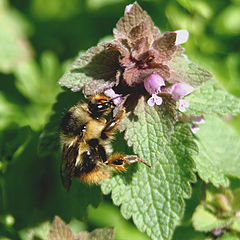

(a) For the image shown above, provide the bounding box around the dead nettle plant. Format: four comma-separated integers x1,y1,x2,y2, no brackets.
55,2,240,240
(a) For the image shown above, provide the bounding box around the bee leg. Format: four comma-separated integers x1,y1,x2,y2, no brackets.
105,153,151,171
101,108,126,139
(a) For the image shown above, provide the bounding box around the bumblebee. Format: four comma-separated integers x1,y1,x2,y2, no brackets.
60,94,151,191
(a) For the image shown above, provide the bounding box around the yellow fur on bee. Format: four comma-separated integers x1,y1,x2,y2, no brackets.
78,167,111,184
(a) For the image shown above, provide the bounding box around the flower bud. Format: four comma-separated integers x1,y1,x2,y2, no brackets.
191,124,200,134
175,30,189,45
164,83,194,101
192,115,205,124
179,99,189,112
144,74,165,95
125,4,134,14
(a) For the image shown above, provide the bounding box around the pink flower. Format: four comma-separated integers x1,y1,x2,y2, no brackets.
192,115,205,124
191,124,200,134
104,88,123,106
163,82,194,111
175,30,189,45
213,229,222,236
191,115,205,134
144,74,165,107
236,211,240,217
124,4,134,14
179,99,189,112
144,74,165,95
147,94,163,107
164,83,194,101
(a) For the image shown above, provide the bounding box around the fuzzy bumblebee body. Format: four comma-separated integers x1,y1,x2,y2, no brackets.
60,94,151,191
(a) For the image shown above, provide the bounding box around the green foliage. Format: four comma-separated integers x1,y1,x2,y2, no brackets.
167,53,212,87
186,80,240,116
220,233,240,240
192,186,240,239
193,205,233,232
194,116,240,187
59,45,120,94
102,98,197,240
88,201,150,240
0,0,32,73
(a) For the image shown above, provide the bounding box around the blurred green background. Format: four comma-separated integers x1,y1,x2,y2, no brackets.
0,0,240,239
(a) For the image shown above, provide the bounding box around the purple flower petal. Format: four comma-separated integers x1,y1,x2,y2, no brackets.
144,74,165,95
124,4,134,14
192,115,205,124
175,30,189,45
191,124,200,134
147,94,163,107
163,83,194,101
104,88,123,106
147,97,155,107
179,99,189,112
213,229,223,236
154,95,163,105
236,211,240,217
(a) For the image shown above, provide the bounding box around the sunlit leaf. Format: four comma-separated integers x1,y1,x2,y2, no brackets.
0,2,32,73
167,53,212,87
59,44,120,94
102,97,197,240
195,116,240,187
185,80,240,116
192,205,233,232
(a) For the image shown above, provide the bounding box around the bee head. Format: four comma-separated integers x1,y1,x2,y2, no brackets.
88,94,114,118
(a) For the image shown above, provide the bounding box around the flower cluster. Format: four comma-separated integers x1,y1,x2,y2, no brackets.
106,3,196,111
60,2,211,133
144,73,194,112
104,3,205,132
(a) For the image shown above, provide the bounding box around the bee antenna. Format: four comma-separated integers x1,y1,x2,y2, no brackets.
110,95,121,101
107,95,122,104
138,159,152,168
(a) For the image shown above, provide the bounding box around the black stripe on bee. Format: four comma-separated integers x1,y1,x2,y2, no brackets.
61,111,86,135
75,151,96,176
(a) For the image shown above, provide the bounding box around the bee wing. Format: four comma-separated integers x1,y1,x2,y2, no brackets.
61,142,79,191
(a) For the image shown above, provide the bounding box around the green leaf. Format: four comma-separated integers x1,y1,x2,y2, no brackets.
59,43,120,95
0,2,32,73
14,51,62,105
19,221,50,240
231,216,240,232
88,202,150,240
185,80,240,115
194,116,240,187
192,205,233,232
167,53,212,87
87,0,123,10
101,97,197,240
220,233,240,240
215,5,240,35
0,124,32,175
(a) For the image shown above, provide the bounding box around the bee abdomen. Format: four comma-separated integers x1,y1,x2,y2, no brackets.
75,151,96,176
60,110,87,135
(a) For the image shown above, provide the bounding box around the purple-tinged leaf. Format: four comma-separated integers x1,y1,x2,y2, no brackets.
59,43,120,94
